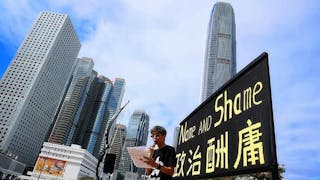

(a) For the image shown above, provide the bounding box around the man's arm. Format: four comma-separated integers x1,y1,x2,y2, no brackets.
157,164,175,176
143,156,175,176
144,157,157,175
145,167,152,175
145,145,156,175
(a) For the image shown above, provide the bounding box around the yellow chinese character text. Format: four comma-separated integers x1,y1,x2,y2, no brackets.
186,145,201,176
206,131,229,173
174,151,186,177
234,119,265,169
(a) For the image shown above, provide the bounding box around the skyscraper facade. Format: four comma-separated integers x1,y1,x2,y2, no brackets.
119,110,149,173
72,70,99,145
109,124,126,171
44,57,79,143
0,12,81,166
83,76,113,157
99,78,125,154
172,126,180,150
49,57,94,145
70,70,99,145
201,2,236,102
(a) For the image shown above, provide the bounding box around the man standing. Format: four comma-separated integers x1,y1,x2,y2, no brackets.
144,126,177,179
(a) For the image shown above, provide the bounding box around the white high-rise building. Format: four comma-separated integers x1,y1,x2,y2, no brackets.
0,12,81,166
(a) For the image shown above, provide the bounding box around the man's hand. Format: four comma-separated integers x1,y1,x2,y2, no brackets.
147,145,155,157
142,156,158,169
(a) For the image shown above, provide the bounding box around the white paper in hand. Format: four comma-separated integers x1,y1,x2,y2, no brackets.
127,146,153,168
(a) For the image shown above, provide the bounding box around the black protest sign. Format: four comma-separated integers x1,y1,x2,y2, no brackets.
174,53,278,179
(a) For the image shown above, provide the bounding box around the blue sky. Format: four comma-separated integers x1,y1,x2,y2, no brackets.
1,0,320,179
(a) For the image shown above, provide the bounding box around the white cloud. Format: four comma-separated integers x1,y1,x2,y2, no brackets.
77,1,210,146
1,0,320,178
0,0,40,45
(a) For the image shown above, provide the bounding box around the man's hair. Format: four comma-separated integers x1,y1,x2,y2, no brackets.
150,125,167,136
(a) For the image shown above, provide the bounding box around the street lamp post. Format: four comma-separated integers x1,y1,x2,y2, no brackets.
96,100,130,180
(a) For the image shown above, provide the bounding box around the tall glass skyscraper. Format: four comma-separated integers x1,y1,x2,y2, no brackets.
72,70,99,146
84,76,113,157
69,69,99,145
0,12,81,166
119,110,149,173
49,57,94,145
99,78,125,154
44,57,80,143
201,2,236,102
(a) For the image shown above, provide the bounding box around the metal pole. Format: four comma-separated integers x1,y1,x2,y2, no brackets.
96,100,130,180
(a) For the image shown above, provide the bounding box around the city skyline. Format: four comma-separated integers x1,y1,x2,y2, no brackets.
0,1,320,179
